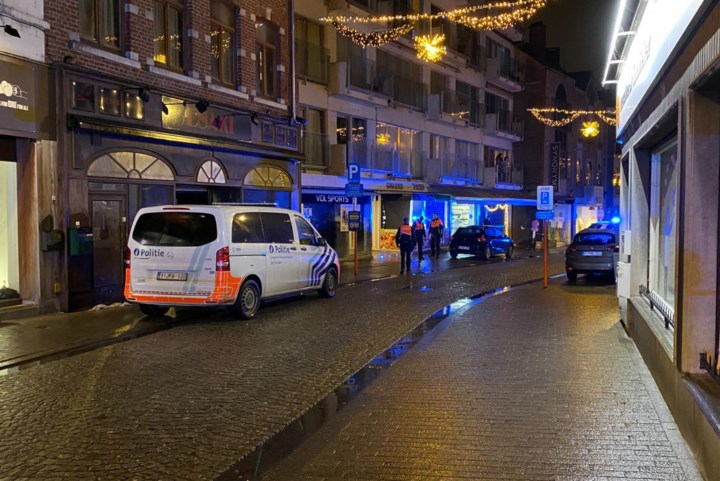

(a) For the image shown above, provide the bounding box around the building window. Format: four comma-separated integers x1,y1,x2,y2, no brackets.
295,17,327,84
79,0,121,49
649,140,678,312
303,108,326,167
256,19,278,98
487,38,512,78
350,118,368,168
197,158,227,184
210,0,236,86
485,92,511,132
87,152,174,181
153,0,184,69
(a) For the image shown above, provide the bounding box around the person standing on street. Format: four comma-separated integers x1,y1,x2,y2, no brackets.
414,216,426,261
429,213,444,258
396,217,414,274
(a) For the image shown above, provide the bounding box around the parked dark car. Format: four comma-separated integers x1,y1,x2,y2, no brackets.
565,229,619,282
449,226,514,260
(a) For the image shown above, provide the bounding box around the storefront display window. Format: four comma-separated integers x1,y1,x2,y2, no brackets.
649,141,678,311
0,161,19,291
451,203,474,231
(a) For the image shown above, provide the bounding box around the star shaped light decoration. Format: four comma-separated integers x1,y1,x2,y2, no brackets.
414,34,447,63
581,121,601,138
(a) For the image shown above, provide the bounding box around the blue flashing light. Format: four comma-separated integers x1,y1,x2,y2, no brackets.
610,216,621,224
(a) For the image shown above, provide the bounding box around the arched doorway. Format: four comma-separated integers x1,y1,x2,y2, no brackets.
85,151,174,305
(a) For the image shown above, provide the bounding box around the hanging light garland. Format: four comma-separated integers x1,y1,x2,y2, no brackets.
322,0,548,52
415,34,447,62
321,0,546,27
331,21,414,47
527,108,617,128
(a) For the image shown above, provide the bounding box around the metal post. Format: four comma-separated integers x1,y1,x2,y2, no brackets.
353,197,358,276
543,220,548,288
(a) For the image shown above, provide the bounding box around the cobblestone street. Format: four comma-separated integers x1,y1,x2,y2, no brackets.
265,279,703,481
0,253,565,480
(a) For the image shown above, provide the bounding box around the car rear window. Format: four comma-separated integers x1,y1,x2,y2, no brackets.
132,212,218,246
573,232,616,245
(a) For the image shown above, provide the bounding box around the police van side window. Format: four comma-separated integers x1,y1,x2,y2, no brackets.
232,212,264,243
260,213,294,243
295,216,317,246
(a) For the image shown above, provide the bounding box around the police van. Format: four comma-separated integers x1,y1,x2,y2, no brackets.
123,205,339,319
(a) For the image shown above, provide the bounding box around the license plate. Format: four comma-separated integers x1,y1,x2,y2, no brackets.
582,251,602,257
157,272,188,281
458,246,470,251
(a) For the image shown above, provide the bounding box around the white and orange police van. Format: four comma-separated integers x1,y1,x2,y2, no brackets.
124,205,339,319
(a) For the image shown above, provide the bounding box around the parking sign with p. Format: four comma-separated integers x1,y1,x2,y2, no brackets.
347,163,360,183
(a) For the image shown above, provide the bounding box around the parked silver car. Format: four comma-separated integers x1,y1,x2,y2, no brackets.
565,229,618,282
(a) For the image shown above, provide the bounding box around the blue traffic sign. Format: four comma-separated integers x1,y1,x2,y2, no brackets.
536,210,555,220
345,182,364,198
347,163,361,183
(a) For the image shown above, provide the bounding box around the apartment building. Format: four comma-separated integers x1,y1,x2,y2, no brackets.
0,0,54,313
295,0,533,259
41,0,300,310
514,22,617,247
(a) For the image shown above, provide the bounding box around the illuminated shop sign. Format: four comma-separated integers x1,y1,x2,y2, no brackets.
0,57,37,136
616,0,703,132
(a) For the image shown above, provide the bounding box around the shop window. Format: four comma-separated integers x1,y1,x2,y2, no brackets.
197,159,227,184
153,0,184,70
649,141,678,312
256,19,279,99
243,166,291,189
87,152,174,181
72,81,96,111
79,0,121,49
99,87,120,115
210,0,236,86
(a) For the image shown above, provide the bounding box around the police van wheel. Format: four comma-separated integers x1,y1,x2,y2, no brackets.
234,280,260,320
319,268,338,298
139,304,169,317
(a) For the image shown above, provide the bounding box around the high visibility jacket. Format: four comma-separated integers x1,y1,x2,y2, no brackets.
396,224,414,249
413,221,425,238
430,218,444,236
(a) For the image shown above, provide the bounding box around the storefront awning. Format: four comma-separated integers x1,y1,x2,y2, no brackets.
428,185,536,205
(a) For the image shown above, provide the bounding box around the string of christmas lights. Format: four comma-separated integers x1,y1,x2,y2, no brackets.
331,21,413,47
321,0,546,26
527,108,617,128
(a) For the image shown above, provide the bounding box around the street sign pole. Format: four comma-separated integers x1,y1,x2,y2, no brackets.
353,197,358,276
543,220,549,288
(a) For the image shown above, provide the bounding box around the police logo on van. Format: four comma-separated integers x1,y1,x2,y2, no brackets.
268,245,291,254
133,247,166,258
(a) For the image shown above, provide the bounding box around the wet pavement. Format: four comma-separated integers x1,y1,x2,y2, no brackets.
0,251,566,480
0,247,550,373
264,278,703,481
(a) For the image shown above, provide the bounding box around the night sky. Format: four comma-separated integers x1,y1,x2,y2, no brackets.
527,0,621,87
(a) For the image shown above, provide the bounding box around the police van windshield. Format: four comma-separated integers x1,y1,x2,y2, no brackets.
133,212,218,246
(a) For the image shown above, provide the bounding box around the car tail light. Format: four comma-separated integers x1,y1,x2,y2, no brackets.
216,246,230,271
124,247,131,268
613,245,620,253
566,246,578,254
477,236,486,243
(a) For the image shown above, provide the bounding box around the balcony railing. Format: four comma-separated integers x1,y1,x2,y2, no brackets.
486,111,524,139
483,165,523,189
442,154,482,182
349,143,424,179
485,56,524,92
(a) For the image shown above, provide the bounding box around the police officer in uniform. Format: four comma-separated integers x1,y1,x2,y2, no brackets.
429,213,444,257
396,217,414,274
413,216,426,261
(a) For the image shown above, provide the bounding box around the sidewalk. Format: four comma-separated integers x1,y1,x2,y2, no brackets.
0,246,556,372
265,278,703,481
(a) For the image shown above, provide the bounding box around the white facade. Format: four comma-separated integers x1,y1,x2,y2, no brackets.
0,0,49,63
